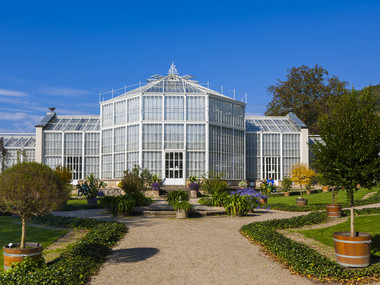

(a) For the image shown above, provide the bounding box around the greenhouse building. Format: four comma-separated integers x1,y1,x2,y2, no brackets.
0,64,310,186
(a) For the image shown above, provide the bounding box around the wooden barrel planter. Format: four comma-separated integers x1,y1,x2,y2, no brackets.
306,190,311,195
322,185,329,192
326,204,342,218
296,198,308,206
334,232,372,267
284,192,290,197
3,242,43,270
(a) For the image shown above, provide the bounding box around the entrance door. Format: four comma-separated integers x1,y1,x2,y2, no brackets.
164,152,184,185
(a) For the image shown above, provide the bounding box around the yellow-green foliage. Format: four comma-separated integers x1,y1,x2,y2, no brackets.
290,163,316,189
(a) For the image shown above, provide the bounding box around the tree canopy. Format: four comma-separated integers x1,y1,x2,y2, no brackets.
311,88,380,235
265,65,348,134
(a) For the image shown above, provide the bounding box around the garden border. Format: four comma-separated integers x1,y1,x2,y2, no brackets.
0,214,127,285
241,208,380,284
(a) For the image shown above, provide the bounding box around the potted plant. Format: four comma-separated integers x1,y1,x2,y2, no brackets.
281,176,292,196
151,182,160,197
188,182,200,198
238,180,248,189
290,163,316,206
77,173,107,205
99,195,114,214
166,190,192,219
0,162,70,270
173,201,193,219
311,88,379,267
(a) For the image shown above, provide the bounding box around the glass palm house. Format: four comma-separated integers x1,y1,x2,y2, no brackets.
0,64,310,186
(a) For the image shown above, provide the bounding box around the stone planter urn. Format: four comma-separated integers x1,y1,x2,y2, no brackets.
189,190,198,198
87,197,97,206
176,209,188,219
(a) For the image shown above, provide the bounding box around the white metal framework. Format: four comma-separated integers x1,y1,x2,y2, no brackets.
245,114,308,182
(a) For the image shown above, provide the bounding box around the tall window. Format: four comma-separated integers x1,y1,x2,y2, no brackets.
164,124,184,149
127,97,140,123
127,125,139,151
187,124,205,150
233,104,244,128
102,129,113,154
187,96,205,121
114,100,126,125
143,124,162,150
165,96,184,121
102,104,113,127
143,96,162,120
114,127,126,153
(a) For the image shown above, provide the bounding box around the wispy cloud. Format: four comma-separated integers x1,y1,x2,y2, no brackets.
0,112,43,133
0,89,29,97
39,87,91,97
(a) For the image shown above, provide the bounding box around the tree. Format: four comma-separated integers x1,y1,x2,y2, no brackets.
311,88,380,236
265,65,348,134
0,137,6,172
0,162,68,248
290,163,316,199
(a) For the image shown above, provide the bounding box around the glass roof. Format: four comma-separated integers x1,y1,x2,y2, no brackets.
44,116,100,131
246,116,300,132
0,134,36,148
103,73,233,101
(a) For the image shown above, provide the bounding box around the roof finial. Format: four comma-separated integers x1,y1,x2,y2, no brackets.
168,61,178,75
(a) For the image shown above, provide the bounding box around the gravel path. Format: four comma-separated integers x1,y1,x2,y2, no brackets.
68,209,314,285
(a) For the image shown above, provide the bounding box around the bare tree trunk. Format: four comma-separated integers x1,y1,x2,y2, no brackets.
21,218,26,248
300,185,303,199
350,193,355,237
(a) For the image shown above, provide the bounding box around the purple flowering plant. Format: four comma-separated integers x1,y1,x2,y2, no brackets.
225,187,270,216
151,182,160,191
188,182,200,191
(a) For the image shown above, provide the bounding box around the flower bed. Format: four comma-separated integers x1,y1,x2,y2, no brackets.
241,210,380,283
0,214,127,285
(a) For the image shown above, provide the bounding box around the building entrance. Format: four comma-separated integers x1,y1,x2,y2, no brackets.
164,152,184,185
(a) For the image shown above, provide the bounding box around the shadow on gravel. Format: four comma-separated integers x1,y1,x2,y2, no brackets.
109,247,160,263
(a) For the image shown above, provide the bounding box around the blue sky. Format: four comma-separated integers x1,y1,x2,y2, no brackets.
0,0,379,132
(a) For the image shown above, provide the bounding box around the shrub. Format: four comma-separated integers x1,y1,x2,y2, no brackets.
166,190,189,207
100,193,152,216
0,162,68,248
201,172,228,195
173,201,193,212
121,166,153,193
224,188,268,216
77,173,107,198
238,180,248,188
0,215,127,284
281,176,292,192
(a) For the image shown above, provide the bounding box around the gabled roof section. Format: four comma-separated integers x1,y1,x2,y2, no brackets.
102,64,237,103
0,134,36,148
287,112,307,129
44,115,100,131
35,107,57,127
246,115,301,132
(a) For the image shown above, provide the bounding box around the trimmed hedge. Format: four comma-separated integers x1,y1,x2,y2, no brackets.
241,211,380,283
269,190,380,212
0,214,127,284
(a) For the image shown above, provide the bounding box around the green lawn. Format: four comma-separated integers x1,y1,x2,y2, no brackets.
298,215,380,259
0,216,68,272
67,198,88,207
268,187,376,205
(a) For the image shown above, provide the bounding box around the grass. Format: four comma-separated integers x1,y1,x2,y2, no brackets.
298,215,380,259
268,187,376,205
67,198,89,207
0,216,68,272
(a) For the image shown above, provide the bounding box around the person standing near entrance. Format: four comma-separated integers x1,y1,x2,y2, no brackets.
267,177,276,193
